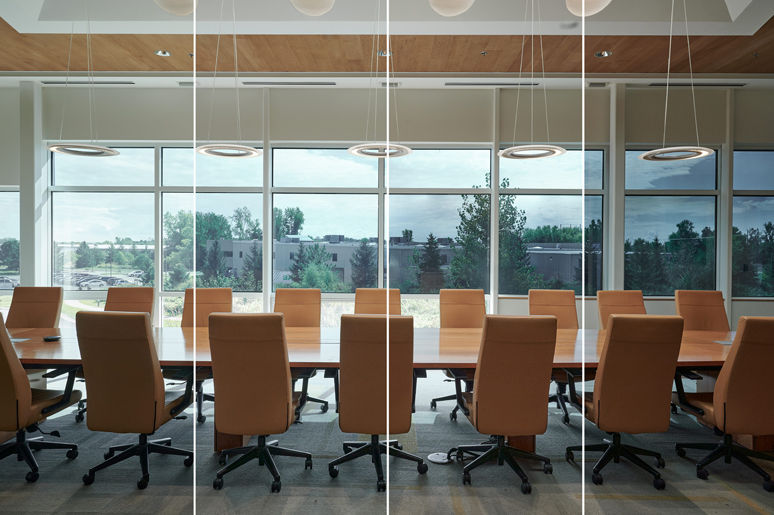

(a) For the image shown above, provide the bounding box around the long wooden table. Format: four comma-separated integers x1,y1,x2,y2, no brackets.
12,327,765,454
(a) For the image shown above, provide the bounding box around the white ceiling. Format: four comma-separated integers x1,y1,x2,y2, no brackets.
1,0,772,36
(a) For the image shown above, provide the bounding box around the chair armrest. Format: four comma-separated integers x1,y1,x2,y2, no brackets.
563,368,585,413
170,367,195,417
673,371,705,416
41,366,79,415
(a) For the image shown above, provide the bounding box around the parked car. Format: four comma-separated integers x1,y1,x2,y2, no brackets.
79,279,106,290
127,271,144,278
0,277,18,289
111,279,131,286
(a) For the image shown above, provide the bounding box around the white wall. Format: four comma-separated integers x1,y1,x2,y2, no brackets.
735,89,774,146
0,88,21,186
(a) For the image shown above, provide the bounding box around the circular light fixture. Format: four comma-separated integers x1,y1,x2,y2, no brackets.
290,0,335,16
595,50,612,58
429,0,475,17
498,145,567,160
153,0,197,16
566,0,612,17
46,144,120,157
639,146,714,162
154,50,171,57
195,144,262,159
347,143,413,158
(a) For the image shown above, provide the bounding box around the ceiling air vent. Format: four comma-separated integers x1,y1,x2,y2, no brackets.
648,83,746,88
587,82,609,88
242,81,336,86
42,81,135,85
445,82,539,87
177,81,200,87
380,82,401,88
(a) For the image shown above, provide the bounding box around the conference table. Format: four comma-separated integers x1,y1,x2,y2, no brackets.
10,326,770,454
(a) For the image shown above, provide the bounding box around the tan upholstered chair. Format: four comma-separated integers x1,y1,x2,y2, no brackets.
209,313,312,492
328,315,427,491
450,315,557,494
565,315,684,490
177,288,232,424
354,288,401,315
0,313,80,483
528,289,586,425
76,311,193,489
674,317,774,491
596,290,646,330
5,287,63,329
274,288,331,416
432,289,486,420
674,290,730,331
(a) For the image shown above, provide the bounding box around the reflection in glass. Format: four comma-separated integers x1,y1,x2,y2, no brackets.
625,150,716,190
52,148,155,187
624,196,716,295
500,150,601,190
733,151,774,190
388,149,490,188
162,147,262,187
732,196,774,297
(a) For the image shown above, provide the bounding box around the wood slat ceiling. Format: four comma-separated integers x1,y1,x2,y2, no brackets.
2,15,774,75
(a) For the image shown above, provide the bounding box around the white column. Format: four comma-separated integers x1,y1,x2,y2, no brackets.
718,89,734,323
262,88,272,313
490,88,500,314
19,81,49,287
606,83,626,290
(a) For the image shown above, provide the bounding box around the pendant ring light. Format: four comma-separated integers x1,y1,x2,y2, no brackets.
347,143,412,158
196,0,261,159
639,0,712,162
499,0,565,160
46,2,119,157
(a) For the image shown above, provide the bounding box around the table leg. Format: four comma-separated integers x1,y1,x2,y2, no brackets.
507,435,536,453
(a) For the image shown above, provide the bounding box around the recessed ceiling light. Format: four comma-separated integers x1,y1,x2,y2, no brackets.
595,50,612,58
154,50,171,57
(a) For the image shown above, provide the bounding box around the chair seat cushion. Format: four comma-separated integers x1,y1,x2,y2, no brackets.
162,368,210,381
158,390,193,429
461,392,475,425
552,369,596,384
671,392,715,428
26,388,83,427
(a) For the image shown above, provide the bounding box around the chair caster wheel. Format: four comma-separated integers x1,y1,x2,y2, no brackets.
104,451,114,461
197,414,206,423
450,411,457,422
305,458,313,470
697,467,709,480
417,462,428,474
271,480,281,493
656,458,665,469
591,472,603,485
653,478,666,490
329,466,339,478
66,449,78,460
25,471,39,483
213,477,223,490
671,404,678,414
763,480,774,492
463,472,471,485
184,456,193,467
137,476,149,490
565,450,574,463
456,450,464,462
320,404,329,413
82,473,95,485
676,446,686,458
75,413,84,423
430,400,437,410
394,443,403,450
218,454,227,466
562,414,570,425
521,481,532,495
543,463,553,474
377,479,386,492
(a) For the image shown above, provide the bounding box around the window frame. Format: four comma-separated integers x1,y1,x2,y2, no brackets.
0,187,20,298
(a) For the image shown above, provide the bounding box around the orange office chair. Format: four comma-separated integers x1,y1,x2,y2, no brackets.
565,315,684,490
328,315,427,491
596,290,646,330
447,315,557,494
354,288,401,315
274,288,332,417
431,289,486,421
209,313,312,492
76,311,193,489
5,287,63,329
674,317,774,492
0,313,80,483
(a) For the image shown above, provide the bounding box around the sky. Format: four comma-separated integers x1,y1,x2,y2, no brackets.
0,192,20,240
625,196,715,243
53,192,155,243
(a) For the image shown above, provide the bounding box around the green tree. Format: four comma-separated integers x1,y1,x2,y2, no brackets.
299,263,350,292
274,207,305,239
419,233,443,271
231,207,262,241
241,240,263,291
133,253,155,286
0,238,20,271
202,240,227,281
497,179,543,295
75,241,95,269
350,239,377,288
196,212,232,270
401,229,413,242
448,190,490,291
168,262,190,289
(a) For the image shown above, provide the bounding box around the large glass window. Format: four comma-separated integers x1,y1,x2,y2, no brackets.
162,147,262,187
273,149,377,188
500,149,601,190
53,148,155,187
625,150,716,190
0,191,20,318
388,149,490,188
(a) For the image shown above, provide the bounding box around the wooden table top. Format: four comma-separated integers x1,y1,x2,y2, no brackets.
9,327,734,369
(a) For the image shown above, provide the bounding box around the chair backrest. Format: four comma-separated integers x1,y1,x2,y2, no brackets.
0,313,31,432
597,290,646,330
354,288,401,315
5,287,63,329
209,313,294,436
273,288,321,328
439,289,486,329
338,315,414,436
76,311,165,434
472,315,557,436
593,315,684,434
528,289,579,330
181,288,232,328
675,290,729,332
104,287,155,315
714,317,774,435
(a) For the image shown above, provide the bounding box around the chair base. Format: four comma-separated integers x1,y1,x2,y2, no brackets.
447,435,550,494
82,433,192,489
567,433,666,490
430,375,472,422
676,433,774,491
214,435,312,492
549,382,571,425
0,429,78,482
328,435,428,492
